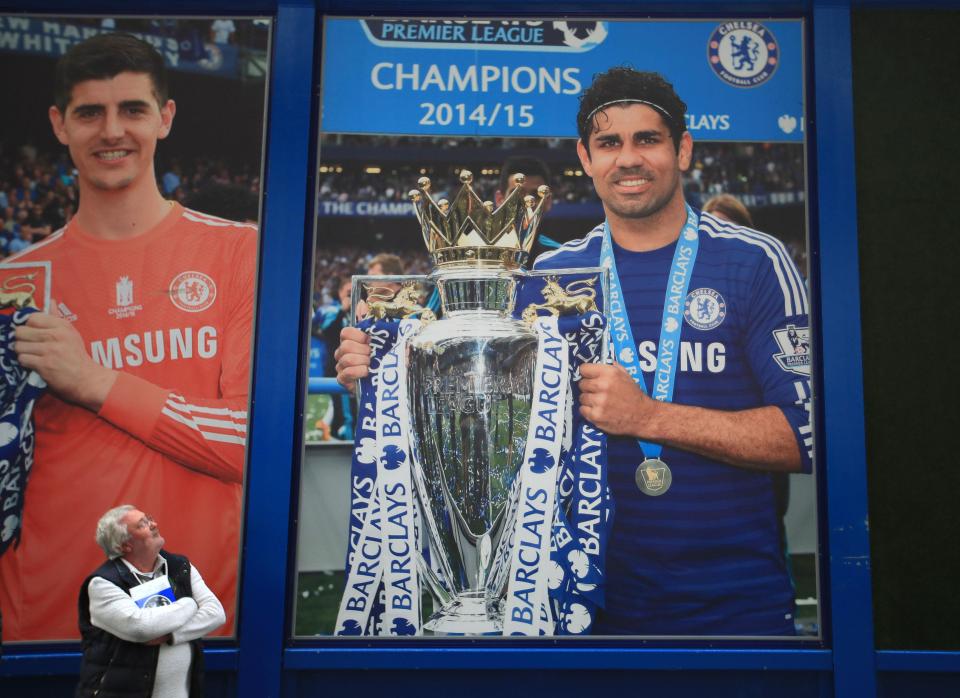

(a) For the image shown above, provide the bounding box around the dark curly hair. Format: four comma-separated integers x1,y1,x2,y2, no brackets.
577,67,687,154
54,33,169,112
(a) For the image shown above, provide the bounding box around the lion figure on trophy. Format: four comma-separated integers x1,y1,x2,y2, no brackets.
521,276,598,324
364,280,436,323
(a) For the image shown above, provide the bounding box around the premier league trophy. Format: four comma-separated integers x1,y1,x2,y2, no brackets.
336,171,611,637
405,172,544,634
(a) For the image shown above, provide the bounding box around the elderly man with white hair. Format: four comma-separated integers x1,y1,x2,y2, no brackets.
76,505,225,698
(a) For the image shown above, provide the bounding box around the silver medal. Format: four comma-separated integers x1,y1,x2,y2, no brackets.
635,458,672,496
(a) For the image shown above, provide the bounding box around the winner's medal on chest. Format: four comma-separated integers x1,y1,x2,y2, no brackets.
635,458,672,496
601,206,700,497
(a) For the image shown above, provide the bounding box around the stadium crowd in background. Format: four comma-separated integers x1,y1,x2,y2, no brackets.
69,16,270,51
316,140,805,209
0,145,260,258
0,150,76,256
311,245,430,308
159,157,261,217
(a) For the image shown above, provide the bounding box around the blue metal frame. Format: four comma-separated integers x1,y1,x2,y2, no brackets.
809,3,875,695
0,1,954,696
237,3,317,696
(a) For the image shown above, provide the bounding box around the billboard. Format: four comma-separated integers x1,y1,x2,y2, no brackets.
302,15,818,640
0,15,268,644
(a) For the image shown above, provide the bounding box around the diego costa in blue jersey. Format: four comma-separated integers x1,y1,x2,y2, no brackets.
533,67,812,636
335,67,813,636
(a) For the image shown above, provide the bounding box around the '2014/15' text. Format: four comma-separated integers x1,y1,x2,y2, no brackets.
419,102,534,128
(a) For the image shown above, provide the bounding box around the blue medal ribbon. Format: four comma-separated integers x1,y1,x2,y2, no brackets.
600,205,700,462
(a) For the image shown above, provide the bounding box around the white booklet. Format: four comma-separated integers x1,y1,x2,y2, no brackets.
129,575,177,608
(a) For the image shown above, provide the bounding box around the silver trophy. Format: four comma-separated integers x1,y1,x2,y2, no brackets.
405,171,548,634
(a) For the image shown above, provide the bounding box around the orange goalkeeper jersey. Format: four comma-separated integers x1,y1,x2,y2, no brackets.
0,203,255,641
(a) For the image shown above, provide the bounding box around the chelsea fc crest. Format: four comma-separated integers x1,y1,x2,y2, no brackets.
169,271,217,313
707,21,779,88
684,288,726,330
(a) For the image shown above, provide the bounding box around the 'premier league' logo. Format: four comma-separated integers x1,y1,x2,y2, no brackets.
641,465,666,492
772,324,811,376
707,21,779,88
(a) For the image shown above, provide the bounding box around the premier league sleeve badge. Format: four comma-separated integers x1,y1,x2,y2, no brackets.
771,324,811,376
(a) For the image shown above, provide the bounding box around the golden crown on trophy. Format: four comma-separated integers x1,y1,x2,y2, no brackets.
409,169,551,269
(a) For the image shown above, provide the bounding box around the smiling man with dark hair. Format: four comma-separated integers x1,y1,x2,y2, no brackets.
534,66,811,635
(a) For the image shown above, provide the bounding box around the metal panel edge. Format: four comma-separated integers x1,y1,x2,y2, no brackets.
810,1,876,697
237,3,316,698
876,651,960,673
0,648,237,676
284,647,833,671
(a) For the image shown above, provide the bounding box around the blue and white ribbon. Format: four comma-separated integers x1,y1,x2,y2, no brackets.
547,312,611,635
335,320,402,635
0,308,46,557
601,205,700,459
375,320,421,635
504,316,569,636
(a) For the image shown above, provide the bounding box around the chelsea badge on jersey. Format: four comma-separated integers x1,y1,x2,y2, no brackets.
684,288,727,331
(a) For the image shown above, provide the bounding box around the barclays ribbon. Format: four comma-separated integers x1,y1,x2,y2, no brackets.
335,491,384,635
600,205,700,461
550,421,610,634
503,316,569,636
0,308,46,557
548,313,611,634
375,319,421,635
336,319,424,636
335,319,400,635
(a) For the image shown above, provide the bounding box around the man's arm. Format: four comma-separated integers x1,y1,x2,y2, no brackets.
169,565,226,644
13,231,255,483
579,221,811,474
579,363,801,472
87,577,199,644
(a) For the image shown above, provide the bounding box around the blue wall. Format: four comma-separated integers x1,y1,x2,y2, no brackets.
0,2,955,697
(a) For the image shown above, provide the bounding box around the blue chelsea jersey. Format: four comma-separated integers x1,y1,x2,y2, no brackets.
534,211,813,636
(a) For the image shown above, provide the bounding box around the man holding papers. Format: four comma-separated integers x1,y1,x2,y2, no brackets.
76,505,225,698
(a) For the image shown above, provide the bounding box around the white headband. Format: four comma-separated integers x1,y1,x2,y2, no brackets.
587,98,673,123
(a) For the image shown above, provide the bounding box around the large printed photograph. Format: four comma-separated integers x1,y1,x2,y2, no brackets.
298,17,818,639
0,15,269,643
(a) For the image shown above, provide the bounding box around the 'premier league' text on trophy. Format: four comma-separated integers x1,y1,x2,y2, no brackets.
336,170,611,637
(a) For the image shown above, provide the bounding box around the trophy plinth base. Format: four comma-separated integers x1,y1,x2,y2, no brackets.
423,592,502,636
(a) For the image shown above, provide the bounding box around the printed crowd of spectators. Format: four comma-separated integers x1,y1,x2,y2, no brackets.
317,165,597,208
158,157,261,221
0,145,261,259
316,141,806,209
68,16,270,51
685,143,805,200
311,245,431,308
0,149,76,257
322,134,570,151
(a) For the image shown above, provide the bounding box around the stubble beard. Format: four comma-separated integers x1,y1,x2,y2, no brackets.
606,179,676,222
88,173,136,191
